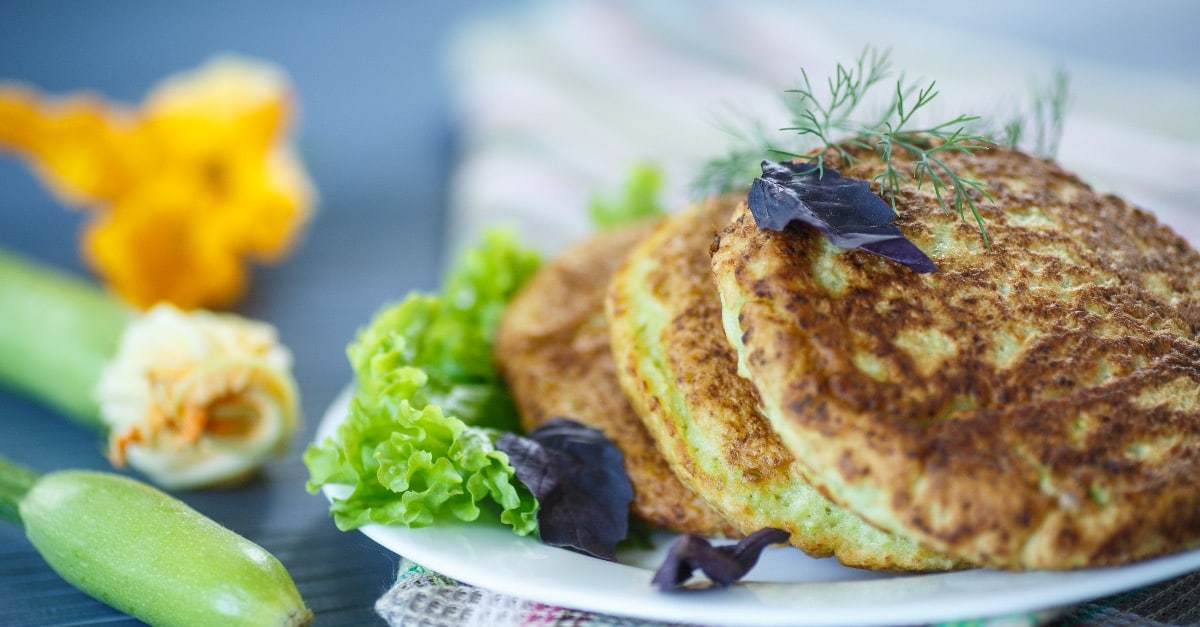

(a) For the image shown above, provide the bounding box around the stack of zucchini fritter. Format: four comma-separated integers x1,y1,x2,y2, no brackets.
496,145,1200,571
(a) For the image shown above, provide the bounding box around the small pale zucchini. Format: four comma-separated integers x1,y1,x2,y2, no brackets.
3,458,312,626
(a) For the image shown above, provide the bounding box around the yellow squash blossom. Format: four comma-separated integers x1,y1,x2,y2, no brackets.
0,55,314,310
0,86,136,205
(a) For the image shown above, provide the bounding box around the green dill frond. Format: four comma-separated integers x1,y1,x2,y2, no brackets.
693,109,808,196
696,45,1002,246
694,148,767,196
982,68,1070,157
778,45,895,175
1030,68,1070,157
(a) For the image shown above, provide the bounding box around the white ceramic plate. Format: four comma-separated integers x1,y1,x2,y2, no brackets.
316,389,1200,626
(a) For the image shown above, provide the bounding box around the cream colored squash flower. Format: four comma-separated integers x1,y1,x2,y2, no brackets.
94,303,301,489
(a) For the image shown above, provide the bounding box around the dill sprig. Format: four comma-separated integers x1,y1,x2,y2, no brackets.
694,115,782,197
985,68,1070,158
697,46,998,245
868,81,995,247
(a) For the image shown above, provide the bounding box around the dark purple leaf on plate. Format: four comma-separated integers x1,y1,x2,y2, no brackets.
748,160,936,273
651,527,790,590
496,417,632,561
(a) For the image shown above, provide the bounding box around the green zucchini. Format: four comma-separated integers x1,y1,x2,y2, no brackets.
1,456,312,626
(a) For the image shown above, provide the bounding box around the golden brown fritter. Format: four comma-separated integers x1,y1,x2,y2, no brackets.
712,145,1200,569
494,219,739,537
606,194,963,571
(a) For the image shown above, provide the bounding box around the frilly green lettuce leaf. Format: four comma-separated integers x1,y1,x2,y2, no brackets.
304,229,541,535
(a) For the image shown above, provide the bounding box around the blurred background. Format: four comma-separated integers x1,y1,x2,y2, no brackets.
1,1,1198,625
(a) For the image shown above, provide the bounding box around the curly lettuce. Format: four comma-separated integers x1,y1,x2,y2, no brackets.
304,229,541,534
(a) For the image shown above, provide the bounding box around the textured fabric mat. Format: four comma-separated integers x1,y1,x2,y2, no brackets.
376,560,1200,626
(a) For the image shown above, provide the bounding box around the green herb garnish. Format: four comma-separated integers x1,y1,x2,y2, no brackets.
699,46,1011,246
985,68,1070,158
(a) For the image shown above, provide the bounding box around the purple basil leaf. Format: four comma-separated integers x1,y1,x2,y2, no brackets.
651,527,790,590
748,160,936,273
496,418,633,561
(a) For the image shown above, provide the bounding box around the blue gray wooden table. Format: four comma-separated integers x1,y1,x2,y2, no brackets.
0,3,487,624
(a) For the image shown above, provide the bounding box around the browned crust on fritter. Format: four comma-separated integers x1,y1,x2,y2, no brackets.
606,195,962,571
712,145,1200,569
494,219,739,537
607,198,794,497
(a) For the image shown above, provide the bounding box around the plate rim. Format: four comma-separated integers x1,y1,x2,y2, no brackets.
315,387,1200,625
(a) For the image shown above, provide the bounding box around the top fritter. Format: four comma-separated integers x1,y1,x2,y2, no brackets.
711,144,1200,570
